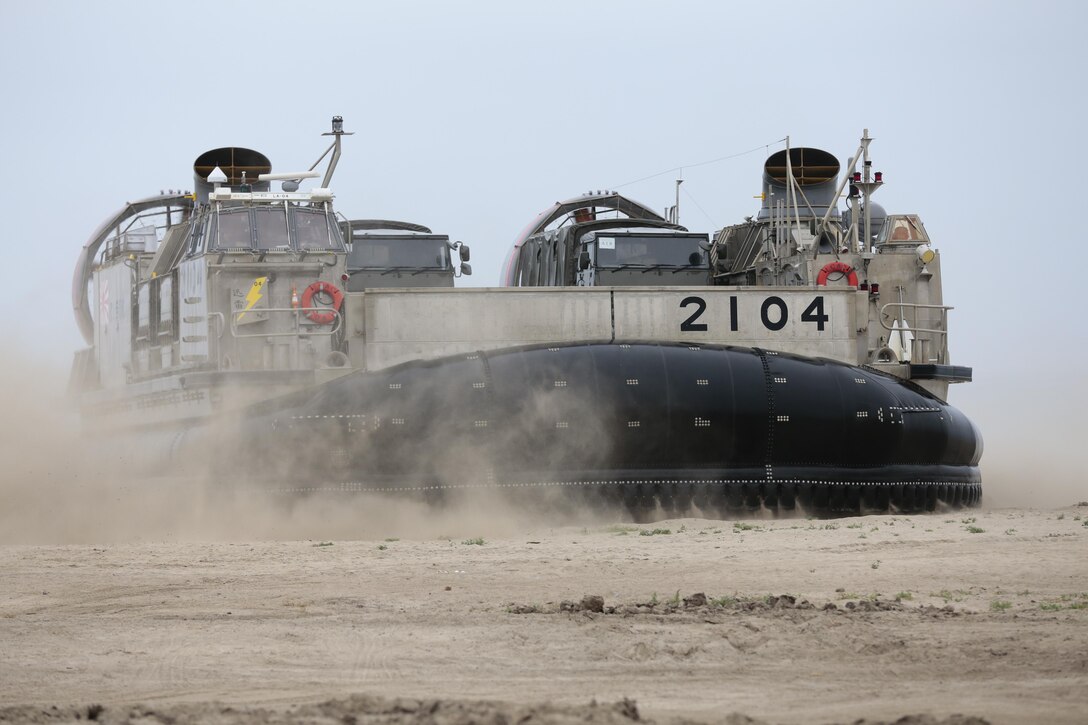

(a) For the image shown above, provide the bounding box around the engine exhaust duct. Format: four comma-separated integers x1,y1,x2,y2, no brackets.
192,147,272,204
757,147,840,221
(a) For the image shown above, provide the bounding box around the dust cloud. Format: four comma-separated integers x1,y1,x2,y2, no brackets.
3,348,1082,546
0,351,610,545
960,373,1087,510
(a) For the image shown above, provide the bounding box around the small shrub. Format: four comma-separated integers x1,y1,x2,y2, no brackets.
377,544,387,551
462,537,485,546
966,526,985,534
933,589,968,602
1039,602,1062,611
990,600,1012,612
896,591,913,601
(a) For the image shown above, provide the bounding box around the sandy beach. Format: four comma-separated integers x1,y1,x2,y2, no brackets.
1,483,1085,724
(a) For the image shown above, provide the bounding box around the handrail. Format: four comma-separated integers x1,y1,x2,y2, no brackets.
228,307,343,339
878,302,953,363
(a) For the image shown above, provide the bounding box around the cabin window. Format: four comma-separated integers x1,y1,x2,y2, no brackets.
878,215,928,245
217,208,252,249
254,205,290,250
596,236,617,267
596,235,706,268
347,236,448,269
294,207,340,250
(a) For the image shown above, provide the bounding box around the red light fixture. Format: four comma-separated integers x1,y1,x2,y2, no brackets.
874,171,883,182
853,172,862,182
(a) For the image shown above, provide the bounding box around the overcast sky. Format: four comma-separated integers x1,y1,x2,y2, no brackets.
1,1,1083,501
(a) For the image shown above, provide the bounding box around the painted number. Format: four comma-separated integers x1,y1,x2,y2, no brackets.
678,295,830,333
760,296,788,331
801,295,828,331
680,296,708,332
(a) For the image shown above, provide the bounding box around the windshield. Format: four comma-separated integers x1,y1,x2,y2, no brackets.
348,237,450,270
594,234,706,268
210,203,344,251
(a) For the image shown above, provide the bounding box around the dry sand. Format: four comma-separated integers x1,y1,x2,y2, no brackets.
1,490,1086,725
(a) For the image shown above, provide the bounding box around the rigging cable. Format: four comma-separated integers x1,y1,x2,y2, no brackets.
611,137,787,190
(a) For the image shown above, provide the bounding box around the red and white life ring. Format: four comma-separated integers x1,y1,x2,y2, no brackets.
300,281,344,324
816,261,859,287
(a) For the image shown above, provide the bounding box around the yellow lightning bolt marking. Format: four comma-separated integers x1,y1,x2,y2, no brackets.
237,276,267,321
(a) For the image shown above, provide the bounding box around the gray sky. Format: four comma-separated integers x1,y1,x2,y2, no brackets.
1,1,1083,500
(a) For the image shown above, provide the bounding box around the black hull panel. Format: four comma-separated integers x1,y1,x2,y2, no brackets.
231,342,982,514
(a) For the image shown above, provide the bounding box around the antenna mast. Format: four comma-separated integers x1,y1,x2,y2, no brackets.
308,116,354,188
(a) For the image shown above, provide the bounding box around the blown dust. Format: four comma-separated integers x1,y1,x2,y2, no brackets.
1,358,1086,725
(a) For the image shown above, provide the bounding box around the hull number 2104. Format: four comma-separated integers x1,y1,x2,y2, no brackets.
680,295,829,333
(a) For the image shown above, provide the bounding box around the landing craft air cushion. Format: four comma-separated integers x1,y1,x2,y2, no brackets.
70,119,982,516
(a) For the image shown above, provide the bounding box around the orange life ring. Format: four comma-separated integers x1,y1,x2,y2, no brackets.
816,261,859,287
300,281,344,324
